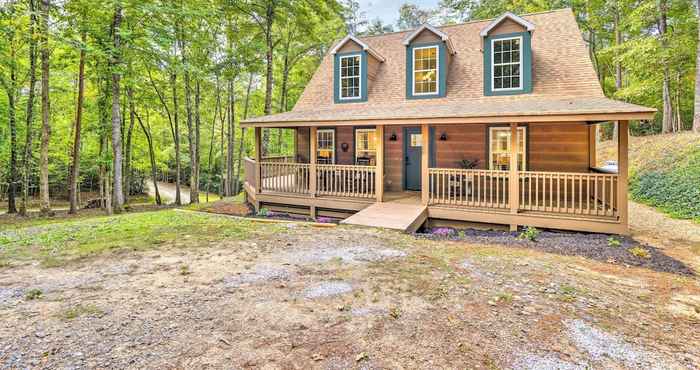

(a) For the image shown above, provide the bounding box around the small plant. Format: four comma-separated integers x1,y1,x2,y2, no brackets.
316,216,333,224
628,246,651,259
495,292,513,303
179,265,191,275
607,237,621,248
457,230,466,238
518,226,540,242
431,227,455,236
59,304,104,320
389,307,402,319
257,208,270,217
458,158,479,169
25,288,43,300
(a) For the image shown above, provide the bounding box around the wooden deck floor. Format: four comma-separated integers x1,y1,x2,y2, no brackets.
341,192,427,232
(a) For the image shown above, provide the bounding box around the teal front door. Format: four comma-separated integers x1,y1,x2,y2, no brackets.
404,127,423,191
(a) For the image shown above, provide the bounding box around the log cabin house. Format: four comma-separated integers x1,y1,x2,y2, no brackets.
240,9,656,234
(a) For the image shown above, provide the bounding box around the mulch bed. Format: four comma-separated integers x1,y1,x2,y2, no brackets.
416,227,694,276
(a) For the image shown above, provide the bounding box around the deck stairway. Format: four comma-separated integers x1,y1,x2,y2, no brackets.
341,202,428,233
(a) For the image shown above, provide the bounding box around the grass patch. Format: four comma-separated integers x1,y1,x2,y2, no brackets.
0,209,275,267
25,288,43,300
58,304,104,320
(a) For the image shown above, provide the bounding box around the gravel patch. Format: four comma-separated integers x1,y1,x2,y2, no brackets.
0,287,25,306
303,281,353,299
565,319,672,369
285,245,407,265
222,265,292,289
418,228,693,275
350,307,388,317
512,353,586,370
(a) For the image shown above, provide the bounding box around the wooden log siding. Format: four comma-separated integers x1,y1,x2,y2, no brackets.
260,162,310,194
428,168,510,209
316,164,376,198
260,155,295,163
518,171,618,217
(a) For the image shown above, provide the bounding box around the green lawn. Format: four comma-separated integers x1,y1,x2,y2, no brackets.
0,209,277,267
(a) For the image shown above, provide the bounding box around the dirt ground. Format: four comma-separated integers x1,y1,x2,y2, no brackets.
1,207,699,369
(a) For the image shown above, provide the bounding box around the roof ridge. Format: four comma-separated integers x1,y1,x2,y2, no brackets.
358,8,572,41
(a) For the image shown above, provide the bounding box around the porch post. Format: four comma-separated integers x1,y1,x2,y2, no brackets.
509,123,519,230
254,127,262,194
588,124,597,168
617,120,629,232
376,125,384,202
309,126,317,198
421,124,430,205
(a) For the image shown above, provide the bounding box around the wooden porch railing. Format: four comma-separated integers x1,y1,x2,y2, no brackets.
428,168,510,209
260,162,310,194
518,171,618,217
261,155,295,163
244,157,256,189
316,164,376,198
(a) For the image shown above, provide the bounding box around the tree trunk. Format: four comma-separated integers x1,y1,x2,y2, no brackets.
180,34,198,204
659,0,674,134
20,0,38,216
110,5,124,212
68,32,86,214
134,110,161,205
261,2,275,155
613,8,622,142
171,71,182,205
124,87,135,203
226,78,235,196
194,80,201,201
5,16,18,214
39,0,51,215
233,73,253,195
693,0,700,132
206,80,220,202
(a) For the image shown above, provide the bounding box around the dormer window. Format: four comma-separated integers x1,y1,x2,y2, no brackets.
492,36,522,91
339,55,361,100
331,35,384,104
413,46,439,95
481,12,534,96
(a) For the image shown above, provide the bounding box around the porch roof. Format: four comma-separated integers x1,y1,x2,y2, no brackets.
241,96,656,128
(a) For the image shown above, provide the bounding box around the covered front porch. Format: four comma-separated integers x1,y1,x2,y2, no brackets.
243,119,630,234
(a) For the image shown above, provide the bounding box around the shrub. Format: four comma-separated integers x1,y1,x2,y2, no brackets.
25,288,43,300
257,208,270,217
518,226,539,242
628,246,651,259
607,237,621,248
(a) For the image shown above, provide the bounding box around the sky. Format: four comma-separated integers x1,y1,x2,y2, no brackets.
357,0,441,27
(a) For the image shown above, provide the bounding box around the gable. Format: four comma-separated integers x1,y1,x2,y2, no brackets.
337,39,363,53
411,29,442,44
292,9,604,112
488,18,527,36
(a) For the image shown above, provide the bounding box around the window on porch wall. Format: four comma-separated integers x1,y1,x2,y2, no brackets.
355,128,377,165
317,129,335,164
489,127,526,170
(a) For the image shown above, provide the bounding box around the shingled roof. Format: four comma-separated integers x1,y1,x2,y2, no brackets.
243,8,655,127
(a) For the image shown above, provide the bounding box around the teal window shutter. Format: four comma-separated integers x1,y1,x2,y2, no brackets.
334,50,368,104
406,42,447,99
483,31,532,96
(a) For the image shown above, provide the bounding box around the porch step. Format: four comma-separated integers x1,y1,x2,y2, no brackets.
341,202,428,233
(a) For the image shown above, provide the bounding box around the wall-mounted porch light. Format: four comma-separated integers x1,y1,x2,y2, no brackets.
389,132,397,141
439,132,448,141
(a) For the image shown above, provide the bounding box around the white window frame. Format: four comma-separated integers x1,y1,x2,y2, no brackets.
316,129,336,164
412,45,439,96
491,36,523,92
338,54,362,100
488,126,526,171
354,128,377,163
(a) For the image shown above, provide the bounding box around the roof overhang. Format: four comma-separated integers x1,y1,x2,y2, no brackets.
330,34,385,62
402,24,456,55
241,112,656,128
480,12,536,37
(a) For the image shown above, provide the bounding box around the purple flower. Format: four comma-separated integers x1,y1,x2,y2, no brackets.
431,227,455,236
316,216,333,223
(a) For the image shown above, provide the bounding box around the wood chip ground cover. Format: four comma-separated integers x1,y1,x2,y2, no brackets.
0,209,698,368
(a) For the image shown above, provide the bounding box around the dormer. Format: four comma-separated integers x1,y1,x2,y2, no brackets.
403,24,455,99
330,35,385,104
481,12,535,96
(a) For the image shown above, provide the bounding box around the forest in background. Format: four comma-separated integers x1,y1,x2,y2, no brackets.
1,0,699,216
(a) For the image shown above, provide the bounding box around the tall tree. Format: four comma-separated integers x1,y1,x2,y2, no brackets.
68,32,87,214
693,0,700,132
659,0,675,133
396,3,436,30
20,0,39,216
1,0,19,214
39,0,51,215
110,4,125,211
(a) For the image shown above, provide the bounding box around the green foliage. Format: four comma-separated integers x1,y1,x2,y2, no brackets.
628,246,651,259
630,143,700,221
59,304,104,320
25,288,43,300
518,226,539,242
607,237,621,248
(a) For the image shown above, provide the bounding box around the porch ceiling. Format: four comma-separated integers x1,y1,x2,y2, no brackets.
241,96,655,128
